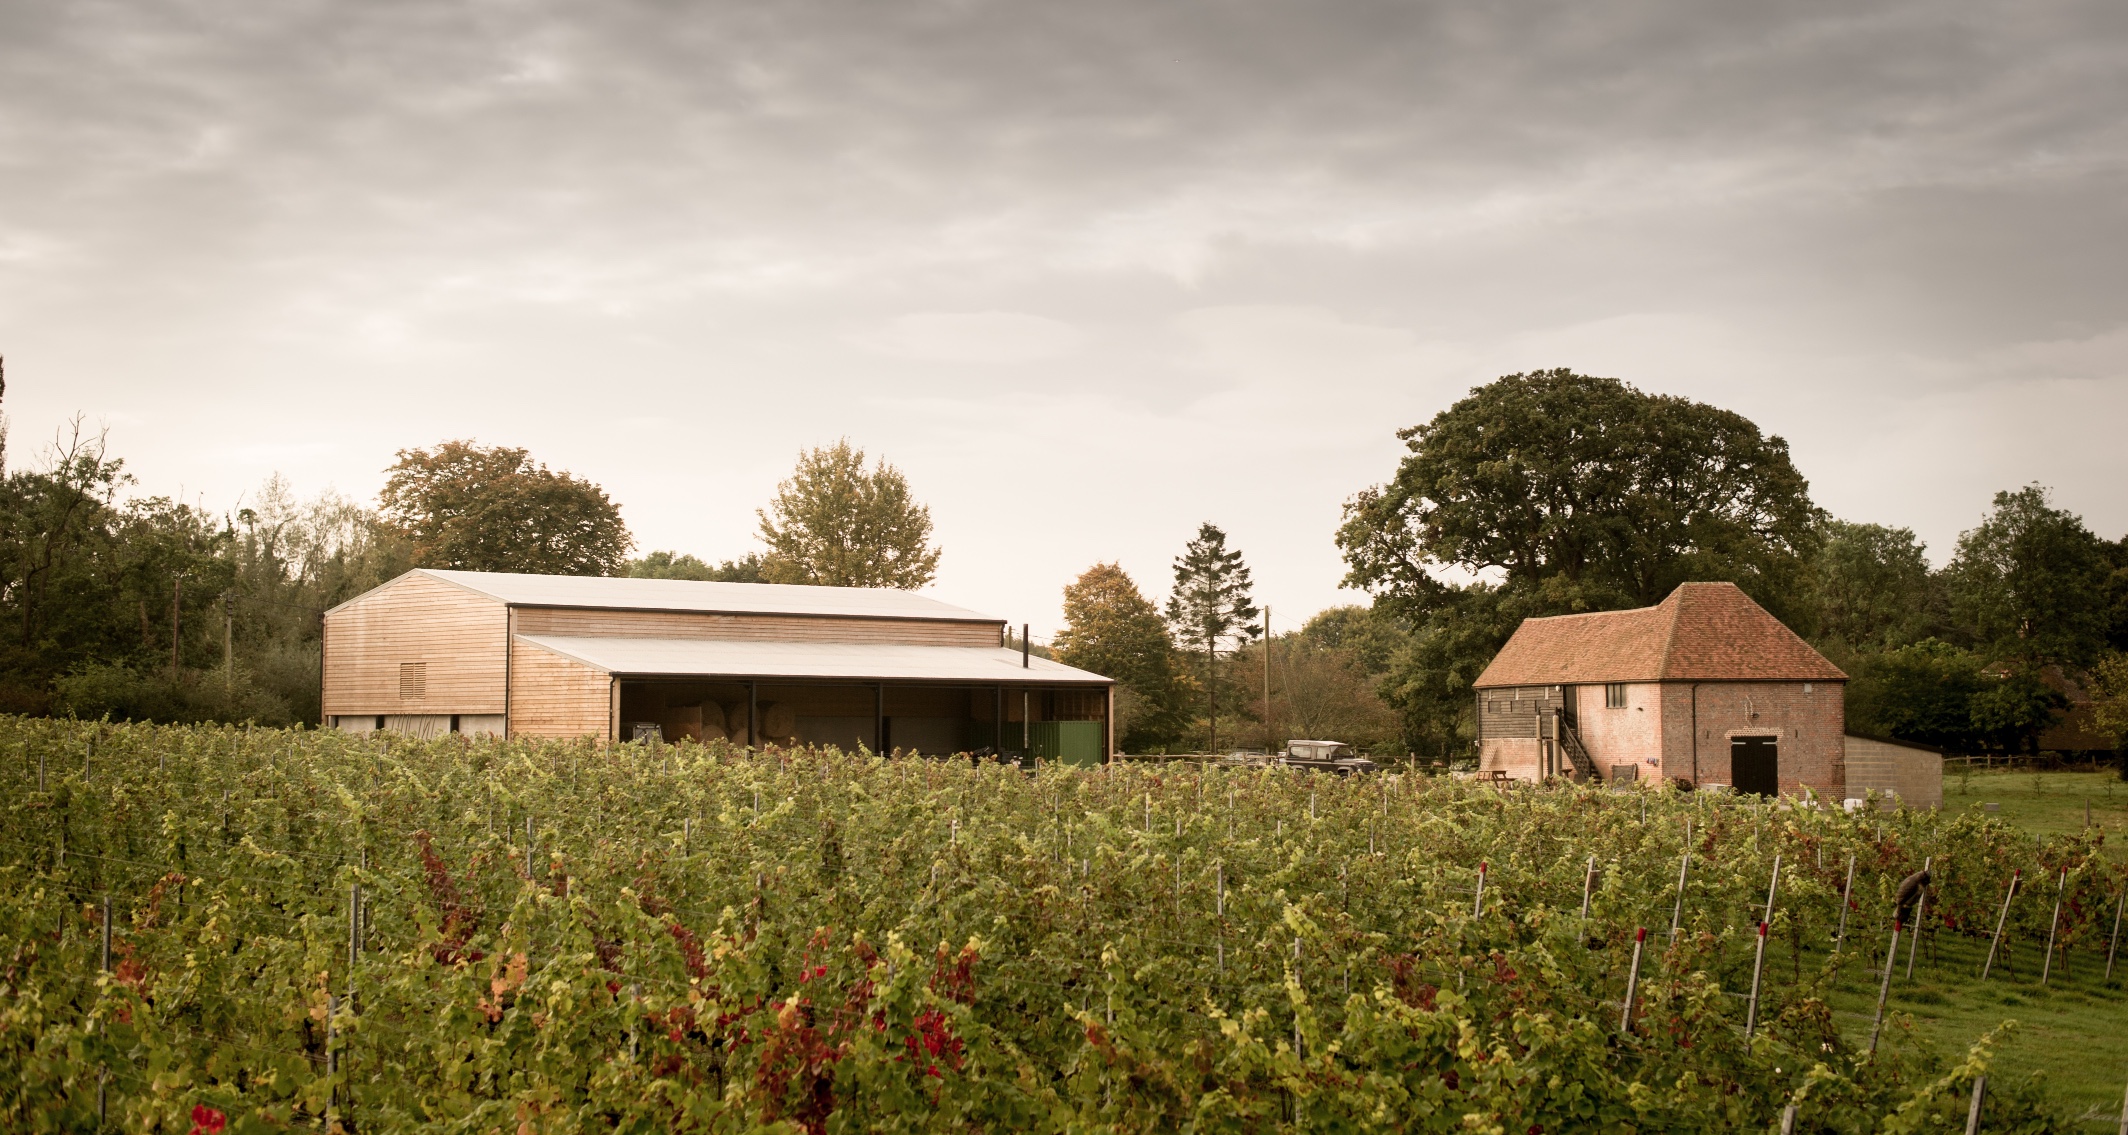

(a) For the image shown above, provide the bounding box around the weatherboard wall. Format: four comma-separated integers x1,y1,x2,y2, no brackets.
322,569,1101,749
508,636,616,739
512,607,1000,647
321,572,508,719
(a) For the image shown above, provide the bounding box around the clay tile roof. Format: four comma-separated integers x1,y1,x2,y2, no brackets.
1473,582,1846,688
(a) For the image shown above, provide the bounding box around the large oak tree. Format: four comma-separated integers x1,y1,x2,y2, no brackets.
1337,370,1823,753
379,441,632,576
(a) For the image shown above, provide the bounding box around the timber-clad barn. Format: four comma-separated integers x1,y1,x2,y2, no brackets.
320,569,1115,763
1473,582,1850,796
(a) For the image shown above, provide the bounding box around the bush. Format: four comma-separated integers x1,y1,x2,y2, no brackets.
52,662,300,726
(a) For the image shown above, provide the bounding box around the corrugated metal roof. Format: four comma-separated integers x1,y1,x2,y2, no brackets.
1474,581,1846,687
415,569,999,622
516,635,1111,684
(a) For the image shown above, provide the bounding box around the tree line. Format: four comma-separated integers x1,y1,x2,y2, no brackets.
5,359,2124,760
1261,371,2127,759
0,366,941,724
1047,372,2127,760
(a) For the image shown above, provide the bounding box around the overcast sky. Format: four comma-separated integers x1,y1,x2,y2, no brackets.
4,0,2125,635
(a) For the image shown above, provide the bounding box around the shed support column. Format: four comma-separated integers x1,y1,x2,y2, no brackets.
1474,690,1484,768
874,683,884,755
502,608,515,740
1105,685,1115,764
747,682,757,749
994,686,1004,753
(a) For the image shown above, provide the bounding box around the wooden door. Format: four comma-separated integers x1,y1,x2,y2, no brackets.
1730,736,1779,796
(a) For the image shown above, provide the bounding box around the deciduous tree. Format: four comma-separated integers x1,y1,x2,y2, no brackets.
1054,562,1186,750
1845,638,2063,755
626,550,765,582
1255,613,1402,752
379,441,631,576
1337,371,1823,754
1943,484,2112,667
1812,520,1938,654
756,441,940,589
1340,370,1822,616
2091,653,2128,770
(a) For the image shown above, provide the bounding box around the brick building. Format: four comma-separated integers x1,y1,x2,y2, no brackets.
1472,582,1848,796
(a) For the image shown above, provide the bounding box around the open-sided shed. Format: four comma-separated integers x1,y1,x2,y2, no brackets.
320,569,1114,763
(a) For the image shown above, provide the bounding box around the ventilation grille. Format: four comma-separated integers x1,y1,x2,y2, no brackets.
398,661,427,700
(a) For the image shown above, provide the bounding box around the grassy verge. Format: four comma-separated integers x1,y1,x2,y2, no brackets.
1817,927,2128,1128
1794,768,2128,1126
1942,768,2128,854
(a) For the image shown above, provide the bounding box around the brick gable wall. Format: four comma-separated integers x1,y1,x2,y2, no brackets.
1658,680,1844,796
1572,682,1663,781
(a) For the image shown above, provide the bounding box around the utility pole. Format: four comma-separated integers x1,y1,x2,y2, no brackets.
1207,630,1217,755
223,592,234,688
171,573,184,675
1263,606,1272,752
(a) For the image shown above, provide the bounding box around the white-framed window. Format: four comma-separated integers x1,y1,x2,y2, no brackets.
1605,682,1628,709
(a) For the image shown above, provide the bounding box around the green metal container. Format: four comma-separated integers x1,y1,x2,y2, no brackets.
1030,721,1104,766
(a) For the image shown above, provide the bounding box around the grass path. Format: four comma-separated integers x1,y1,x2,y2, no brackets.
1823,928,2127,1127
1834,768,2128,1126
1942,768,2128,851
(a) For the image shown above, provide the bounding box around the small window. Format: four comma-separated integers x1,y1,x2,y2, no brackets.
399,661,427,700
1605,683,1628,709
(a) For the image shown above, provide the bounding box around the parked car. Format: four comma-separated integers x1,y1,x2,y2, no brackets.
1215,741,1377,774
1277,740,1378,775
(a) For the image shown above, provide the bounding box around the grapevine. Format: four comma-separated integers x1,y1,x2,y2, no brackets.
0,718,2106,1131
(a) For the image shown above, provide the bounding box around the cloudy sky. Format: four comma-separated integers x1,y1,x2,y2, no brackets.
4,0,2125,634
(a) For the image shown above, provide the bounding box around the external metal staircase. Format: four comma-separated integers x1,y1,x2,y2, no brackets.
1552,712,1598,781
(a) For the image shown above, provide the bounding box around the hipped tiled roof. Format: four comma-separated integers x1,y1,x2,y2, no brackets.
1474,582,1846,688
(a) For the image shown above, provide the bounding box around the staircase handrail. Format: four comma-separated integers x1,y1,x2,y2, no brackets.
1553,711,1598,780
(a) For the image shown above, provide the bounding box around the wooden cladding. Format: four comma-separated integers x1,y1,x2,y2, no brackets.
322,569,1012,735
512,606,999,647
322,573,507,716
509,638,614,739
1477,685,1563,740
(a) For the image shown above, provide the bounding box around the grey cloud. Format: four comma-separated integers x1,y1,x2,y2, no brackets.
1,0,2124,628
9,0,2125,289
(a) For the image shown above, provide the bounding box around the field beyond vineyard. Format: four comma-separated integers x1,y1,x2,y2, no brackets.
3,721,2124,1133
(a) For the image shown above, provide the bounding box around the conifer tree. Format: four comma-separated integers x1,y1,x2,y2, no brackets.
1165,523,1259,752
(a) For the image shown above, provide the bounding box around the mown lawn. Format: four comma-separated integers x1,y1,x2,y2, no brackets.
1827,768,2128,1127
1943,767,2128,851
1823,927,2128,1129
